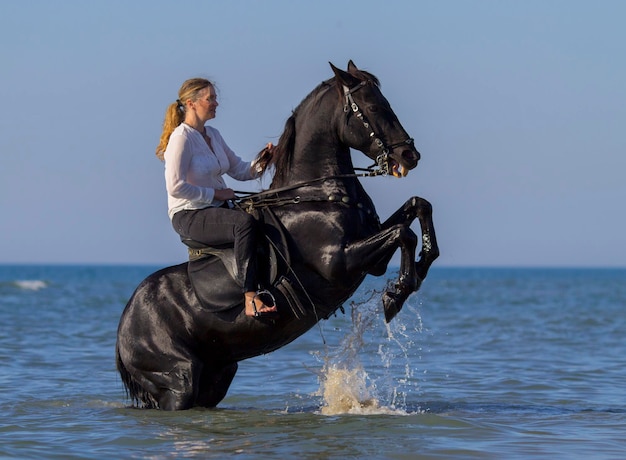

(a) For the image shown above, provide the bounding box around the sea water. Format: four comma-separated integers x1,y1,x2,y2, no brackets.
1,265,625,459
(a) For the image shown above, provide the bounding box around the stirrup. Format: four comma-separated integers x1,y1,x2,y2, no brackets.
254,290,276,308
251,290,279,318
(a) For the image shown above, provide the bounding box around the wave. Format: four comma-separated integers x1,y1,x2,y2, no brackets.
12,280,48,291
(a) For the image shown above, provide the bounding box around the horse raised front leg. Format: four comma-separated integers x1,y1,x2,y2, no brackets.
357,196,439,322
387,196,439,321
345,221,418,322
411,197,439,286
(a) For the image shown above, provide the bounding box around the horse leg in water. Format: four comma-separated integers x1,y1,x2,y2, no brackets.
120,346,238,410
346,196,439,322
144,361,238,410
195,363,238,408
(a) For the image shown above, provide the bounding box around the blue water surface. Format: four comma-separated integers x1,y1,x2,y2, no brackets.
1,265,625,459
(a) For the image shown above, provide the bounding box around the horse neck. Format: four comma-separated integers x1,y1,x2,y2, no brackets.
293,143,354,180
274,90,354,187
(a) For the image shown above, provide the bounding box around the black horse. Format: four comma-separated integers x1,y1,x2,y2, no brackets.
116,61,439,410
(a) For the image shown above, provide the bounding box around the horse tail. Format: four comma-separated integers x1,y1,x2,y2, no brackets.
115,341,134,404
115,340,157,409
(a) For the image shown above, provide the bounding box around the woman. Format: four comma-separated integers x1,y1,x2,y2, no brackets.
156,77,277,318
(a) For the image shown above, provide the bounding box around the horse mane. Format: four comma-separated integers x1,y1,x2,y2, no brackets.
255,68,380,186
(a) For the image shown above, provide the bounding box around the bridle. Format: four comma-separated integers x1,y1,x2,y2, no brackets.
342,81,414,176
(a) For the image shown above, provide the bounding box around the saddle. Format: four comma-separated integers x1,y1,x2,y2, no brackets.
182,208,307,318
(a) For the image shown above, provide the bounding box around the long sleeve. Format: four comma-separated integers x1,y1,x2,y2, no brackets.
206,127,258,181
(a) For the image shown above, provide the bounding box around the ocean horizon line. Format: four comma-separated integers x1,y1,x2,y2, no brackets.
1,262,624,270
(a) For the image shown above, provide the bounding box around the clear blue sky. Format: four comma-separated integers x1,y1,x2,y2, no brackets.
1,0,625,267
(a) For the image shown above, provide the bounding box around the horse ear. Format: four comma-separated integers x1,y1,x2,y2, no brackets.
330,61,360,87
347,60,359,74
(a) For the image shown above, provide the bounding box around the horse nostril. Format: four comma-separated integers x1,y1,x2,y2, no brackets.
402,149,420,164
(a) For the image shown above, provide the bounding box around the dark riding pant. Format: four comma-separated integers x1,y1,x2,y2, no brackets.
172,207,259,292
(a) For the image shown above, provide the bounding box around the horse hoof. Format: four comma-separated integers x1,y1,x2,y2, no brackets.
383,291,402,323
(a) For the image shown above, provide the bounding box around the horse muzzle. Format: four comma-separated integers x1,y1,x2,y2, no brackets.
389,147,420,178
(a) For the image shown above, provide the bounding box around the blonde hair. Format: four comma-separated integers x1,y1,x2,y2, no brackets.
155,78,214,160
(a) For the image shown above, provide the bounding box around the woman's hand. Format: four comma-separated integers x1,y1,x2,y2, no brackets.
254,142,276,173
214,188,236,201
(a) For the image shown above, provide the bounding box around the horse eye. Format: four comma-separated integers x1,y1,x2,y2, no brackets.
368,105,380,113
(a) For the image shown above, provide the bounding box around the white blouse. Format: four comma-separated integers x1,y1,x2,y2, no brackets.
163,123,258,219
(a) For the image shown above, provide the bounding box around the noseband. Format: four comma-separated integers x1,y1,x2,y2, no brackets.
343,81,414,176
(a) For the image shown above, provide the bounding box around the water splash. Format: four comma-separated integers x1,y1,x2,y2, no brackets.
318,365,382,415
314,287,424,415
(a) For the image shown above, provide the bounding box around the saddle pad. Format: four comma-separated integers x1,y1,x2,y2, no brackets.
188,253,243,312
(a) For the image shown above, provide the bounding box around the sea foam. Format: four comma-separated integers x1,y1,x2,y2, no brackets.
13,280,48,291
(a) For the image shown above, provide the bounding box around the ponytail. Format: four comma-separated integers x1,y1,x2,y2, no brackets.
155,78,214,161
156,101,185,160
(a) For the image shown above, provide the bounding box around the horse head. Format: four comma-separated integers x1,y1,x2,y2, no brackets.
267,61,421,187
330,60,420,178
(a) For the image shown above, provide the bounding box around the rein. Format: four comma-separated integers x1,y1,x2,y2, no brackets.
234,169,382,211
